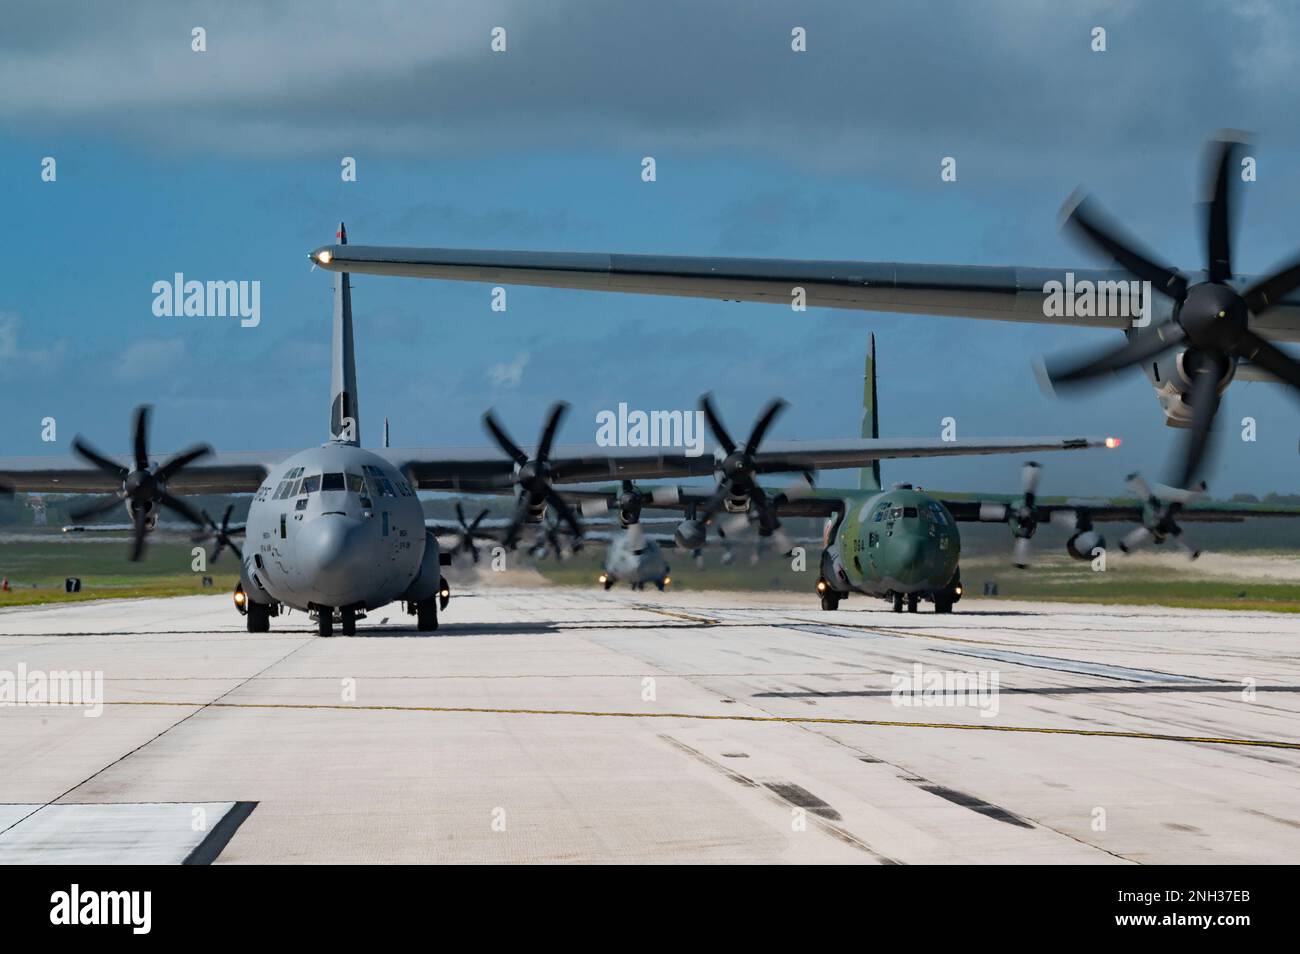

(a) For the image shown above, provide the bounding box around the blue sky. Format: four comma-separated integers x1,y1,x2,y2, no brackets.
2,1,1299,496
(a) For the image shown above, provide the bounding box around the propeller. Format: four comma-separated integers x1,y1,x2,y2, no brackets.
977,462,1043,568
674,394,794,551
451,501,490,564
197,504,243,564
529,508,578,561
70,405,212,561
1118,472,1203,559
482,402,584,549
1041,134,1300,490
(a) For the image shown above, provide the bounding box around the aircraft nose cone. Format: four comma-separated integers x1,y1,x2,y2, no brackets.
298,515,367,603
890,537,924,583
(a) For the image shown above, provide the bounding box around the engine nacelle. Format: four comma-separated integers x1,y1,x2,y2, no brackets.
126,499,159,531
400,530,444,603
1144,348,1235,428
1066,530,1106,561
675,519,707,550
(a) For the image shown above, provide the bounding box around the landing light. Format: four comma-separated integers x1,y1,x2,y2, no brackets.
816,579,828,593
663,577,671,586
955,585,963,596
1105,437,1121,449
316,250,333,265
598,574,608,584
234,589,246,605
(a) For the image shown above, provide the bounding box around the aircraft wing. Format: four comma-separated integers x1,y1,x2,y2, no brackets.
311,245,1300,343
0,452,281,494
540,483,846,519
382,436,1110,492
0,435,1106,500
941,499,1300,524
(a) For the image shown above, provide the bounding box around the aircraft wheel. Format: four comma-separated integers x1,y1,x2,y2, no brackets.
820,592,840,611
934,597,953,614
341,606,357,637
892,594,903,613
603,577,615,591
317,609,334,638
416,600,439,632
246,601,271,633
906,593,919,613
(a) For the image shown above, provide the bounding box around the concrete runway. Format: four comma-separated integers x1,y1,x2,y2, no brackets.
1,587,1298,864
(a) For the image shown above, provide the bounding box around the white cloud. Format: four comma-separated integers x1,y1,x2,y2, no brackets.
486,353,528,388
114,338,186,381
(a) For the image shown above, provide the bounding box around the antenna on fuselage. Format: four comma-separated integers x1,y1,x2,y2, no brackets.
329,221,360,445
383,416,390,448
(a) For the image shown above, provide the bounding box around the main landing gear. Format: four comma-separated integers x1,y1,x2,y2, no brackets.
246,601,271,633
416,600,439,632
891,593,919,613
816,578,842,611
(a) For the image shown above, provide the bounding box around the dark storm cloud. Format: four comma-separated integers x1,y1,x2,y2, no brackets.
5,0,1300,177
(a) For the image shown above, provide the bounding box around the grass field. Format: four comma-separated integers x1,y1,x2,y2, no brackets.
0,537,239,607
1,532,1296,614
535,547,1300,613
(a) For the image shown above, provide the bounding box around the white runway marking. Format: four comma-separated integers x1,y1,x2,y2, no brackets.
0,802,246,864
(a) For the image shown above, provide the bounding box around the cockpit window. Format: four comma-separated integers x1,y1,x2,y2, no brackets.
321,472,346,492
903,506,918,518
347,473,366,494
300,474,321,494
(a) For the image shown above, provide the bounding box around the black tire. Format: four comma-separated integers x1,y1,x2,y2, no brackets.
417,600,439,632
247,601,271,633
318,609,334,638
892,594,903,613
602,577,615,591
341,606,357,636
934,597,953,614
820,592,840,611
906,593,919,613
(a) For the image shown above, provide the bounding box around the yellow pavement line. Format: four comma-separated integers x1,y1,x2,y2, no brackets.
100,700,1300,751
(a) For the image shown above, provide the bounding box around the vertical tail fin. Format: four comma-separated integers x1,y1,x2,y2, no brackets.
859,332,881,491
330,222,360,444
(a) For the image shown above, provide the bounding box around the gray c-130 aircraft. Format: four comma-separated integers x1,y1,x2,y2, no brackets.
308,136,1300,494
0,225,1110,636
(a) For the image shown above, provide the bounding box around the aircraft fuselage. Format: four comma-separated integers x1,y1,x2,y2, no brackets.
240,441,434,614
823,486,961,607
